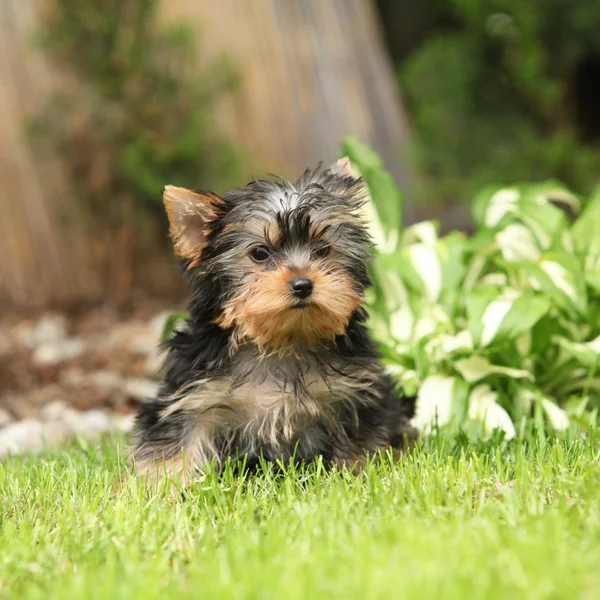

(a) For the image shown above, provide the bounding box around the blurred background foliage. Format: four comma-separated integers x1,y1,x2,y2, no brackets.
31,0,242,225
382,0,600,205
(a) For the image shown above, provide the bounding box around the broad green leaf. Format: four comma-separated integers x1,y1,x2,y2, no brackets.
466,286,502,345
162,313,188,340
491,293,551,345
479,290,520,347
515,330,532,356
407,243,442,302
467,287,546,348
412,375,466,432
401,221,438,247
444,329,473,352
423,328,471,366
438,231,468,292
586,272,600,295
572,185,600,255
468,385,516,440
523,183,580,214
341,135,403,246
518,201,568,249
371,262,408,312
554,336,600,367
495,223,541,262
455,356,534,383
375,253,424,300
389,305,414,342
540,253,588,313
541,398,569,431
540,261,579,307
520,253,588,316
473,187,520,227
361,195,395,251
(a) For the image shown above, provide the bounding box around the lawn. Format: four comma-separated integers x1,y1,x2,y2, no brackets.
0,435,599,600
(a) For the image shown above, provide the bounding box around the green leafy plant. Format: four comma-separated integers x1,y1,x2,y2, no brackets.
401,0,600,205
342,136,600,439
31,0,241,223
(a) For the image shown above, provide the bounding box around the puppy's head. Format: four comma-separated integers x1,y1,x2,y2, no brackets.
164,158,372,353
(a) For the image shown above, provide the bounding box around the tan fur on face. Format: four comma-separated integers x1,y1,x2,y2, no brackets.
216,263,362,352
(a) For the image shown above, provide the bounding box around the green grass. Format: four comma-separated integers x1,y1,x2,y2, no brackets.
1,435,600,599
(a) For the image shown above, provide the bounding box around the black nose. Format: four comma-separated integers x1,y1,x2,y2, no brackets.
290,278,313,299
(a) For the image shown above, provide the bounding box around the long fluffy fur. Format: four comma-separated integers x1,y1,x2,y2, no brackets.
132,163,416,484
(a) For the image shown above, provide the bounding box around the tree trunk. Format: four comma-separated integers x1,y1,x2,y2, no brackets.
161,0,414,201
0,0,100,308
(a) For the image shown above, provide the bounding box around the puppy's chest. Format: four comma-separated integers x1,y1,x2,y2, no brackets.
178,360,358,441
169,354,377,445
212,369,332,422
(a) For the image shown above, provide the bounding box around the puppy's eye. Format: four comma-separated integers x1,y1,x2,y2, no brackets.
314,244,331,259
250,246,271,263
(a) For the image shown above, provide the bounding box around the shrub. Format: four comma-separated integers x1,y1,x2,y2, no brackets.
342,136,600,438
31,0,241,224
401,0,600,206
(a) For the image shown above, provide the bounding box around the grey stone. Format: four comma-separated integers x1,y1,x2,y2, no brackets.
0,409,13,427
114,413,136,433
40,400,69,422
33,338,85,366
88,370,123,390
20,313,67,348
0,419,45,457
123,378,159,401
78,410,112,435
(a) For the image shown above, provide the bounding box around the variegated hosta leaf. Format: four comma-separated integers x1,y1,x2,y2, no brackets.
361,197,397,253
467,288,550,348
479,290,519,347
532,184,580,214
541,399,570,431
385,366,419,396
540,259,586,312
514,201,567,251
454,356,533,384
389,305,414,343
406,243,442,303
515,330,532,356
554,336,600,366
341,136,402,252
401,221,438,247
479,272,508,287
474,183,573,247
468,385,516,440
412,375,467,432
413,305,450,342
476,187,520,227
571,185,600,256
496,223,541,262
423,329,473,366
442,329,473,353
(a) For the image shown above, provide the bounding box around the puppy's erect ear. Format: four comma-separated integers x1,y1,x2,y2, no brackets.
163,185,223,265
329,156,355,178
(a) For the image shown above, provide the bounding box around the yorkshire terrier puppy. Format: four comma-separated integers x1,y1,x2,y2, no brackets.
132,158,416,484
